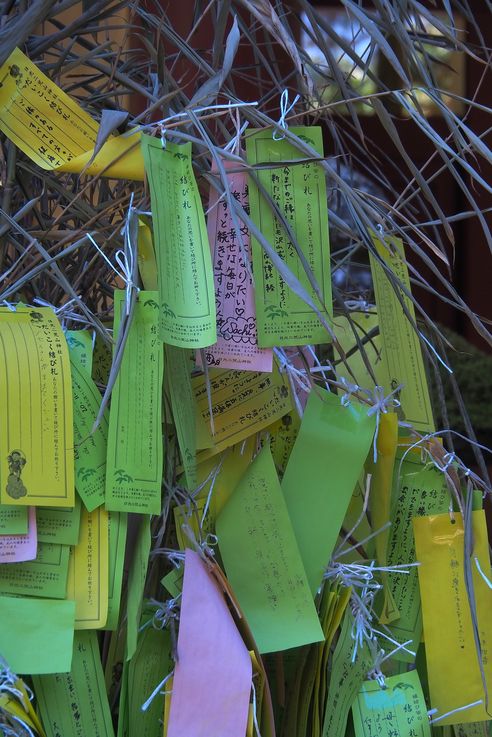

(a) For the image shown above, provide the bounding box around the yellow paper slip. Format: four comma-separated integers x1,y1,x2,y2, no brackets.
0,48,144,180
66,506,109,629
414,511,492,724
0,306,74,507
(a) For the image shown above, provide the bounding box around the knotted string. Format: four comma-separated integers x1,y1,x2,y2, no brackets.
273,90,300,141
366,384,402,463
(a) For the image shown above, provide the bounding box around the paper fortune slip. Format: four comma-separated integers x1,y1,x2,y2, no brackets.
0,306,75,507
0,48,144,179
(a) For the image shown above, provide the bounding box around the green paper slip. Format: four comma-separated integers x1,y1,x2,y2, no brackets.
141,134,216,348
126,517,151,660
282,388,376,594
106,511,128,631
322,610,372,737
216,445,324,653
0,541,70,598
161,565,184,598
0,504,28,535
118,658,129,737
246,127,332,347
0,595,75,674
71,353,108,511
352,671,430,737
369,235,434,433
128,622,172,737
33,631,115,737
106,291,163,515
37,495,82,544
67,329,94,375
386,450,449,661
92,332,112,387
165,345,200,488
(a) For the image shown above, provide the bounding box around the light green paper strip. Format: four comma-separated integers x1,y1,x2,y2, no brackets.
322,610,372,737
141,134,216,348
106,291,163,515
0,504,28,535
0,595,75,674
369,235,435,433
71,355,108,511
386,451,449,662
33,631,115,737
161,565,183,598
126,517,151,661
282,388,376,595
37,494,82,545
105,511,128,631
246,126,332,347
128,620,172,737
352,671,430,737
217,445,324,654
66,329,94,375
0,541,70,598
165,345,198,487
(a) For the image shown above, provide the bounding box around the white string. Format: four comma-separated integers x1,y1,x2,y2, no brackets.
273,90,300,141
141,670,174,712
251,679,262,737
429,700,483,724
366,384,402,463
474,557,492,589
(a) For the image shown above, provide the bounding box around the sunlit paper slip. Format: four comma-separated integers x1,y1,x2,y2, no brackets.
0,48,144,179
0,306,75,507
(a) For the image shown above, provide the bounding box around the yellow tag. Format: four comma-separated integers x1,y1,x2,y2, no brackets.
367,412,399,623
137,219,158,291
0,306,74,507
414,511,492,724
163,674,173,736
67,506,109,628
369,235,435,433
0,48,144,179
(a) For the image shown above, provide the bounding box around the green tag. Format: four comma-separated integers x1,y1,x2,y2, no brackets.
37,494,82,544
127,621,172,737
0,595,75,674
33,631,115,737
386,450,449,661
161,565,184,598
217,445,324,653
106,291,163,515
352,671,430,737
0,541,70,598
165,345,198,487
71,355,108,512
106,511,128,631
126,517,151,661
0,504,28,535
92,332,112,387
117,659,129,737
141,135,216,348
322,610,372,737
246,127,332,347
66,329,94,374
282,388,376,594
369,235,435,433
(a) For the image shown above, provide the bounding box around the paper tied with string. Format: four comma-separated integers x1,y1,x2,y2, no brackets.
197,158,273,372
0,48,144,180
246,126,333,347
414,510,492,724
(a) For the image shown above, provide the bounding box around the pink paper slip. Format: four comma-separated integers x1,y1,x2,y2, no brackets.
167,548,252,737
0,507,37,562
198,161,273,372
